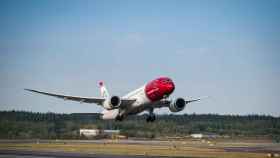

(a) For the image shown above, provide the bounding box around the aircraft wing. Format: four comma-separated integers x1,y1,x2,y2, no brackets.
152,98,201,108
25,89,137,108
25,89,105,105
186,98,201,104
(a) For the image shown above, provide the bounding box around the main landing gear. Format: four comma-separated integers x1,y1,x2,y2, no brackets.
115,115,124,121
146,108,156,122
146,114,156,122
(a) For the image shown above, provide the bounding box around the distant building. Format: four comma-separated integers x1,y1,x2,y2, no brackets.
79,129,100,137
79,129,120,138
103,130,120,135
190,133,203,139
190,133,221,139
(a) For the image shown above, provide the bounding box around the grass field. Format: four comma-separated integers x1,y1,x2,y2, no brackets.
0,139,279,158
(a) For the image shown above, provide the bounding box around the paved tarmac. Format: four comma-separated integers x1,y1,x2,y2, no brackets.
0,139,170,146
0,149,170,158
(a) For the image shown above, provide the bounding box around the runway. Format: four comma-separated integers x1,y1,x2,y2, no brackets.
0,149,169,158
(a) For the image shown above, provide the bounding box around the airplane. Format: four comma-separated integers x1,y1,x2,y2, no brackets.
25,77,201,122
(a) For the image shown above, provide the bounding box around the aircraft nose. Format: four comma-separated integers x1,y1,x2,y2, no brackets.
166,82,175,93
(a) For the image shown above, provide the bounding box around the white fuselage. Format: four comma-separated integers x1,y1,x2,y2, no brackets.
122,85,151,114
102,85,152,119
101,77,176,120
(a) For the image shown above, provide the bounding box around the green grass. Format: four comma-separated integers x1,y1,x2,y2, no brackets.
0,140,277,158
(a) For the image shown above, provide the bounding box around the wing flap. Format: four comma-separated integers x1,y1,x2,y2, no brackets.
25,88,136,108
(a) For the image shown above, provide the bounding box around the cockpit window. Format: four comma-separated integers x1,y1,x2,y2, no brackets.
162,79,171,84
157,77,172,84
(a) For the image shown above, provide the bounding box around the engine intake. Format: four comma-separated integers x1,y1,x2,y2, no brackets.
169,98,186,112
103,96,121,110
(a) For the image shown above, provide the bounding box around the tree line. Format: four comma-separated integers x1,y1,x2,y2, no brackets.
0,111,279,140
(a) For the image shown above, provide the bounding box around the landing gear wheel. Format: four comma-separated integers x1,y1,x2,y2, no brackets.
115,115,124,121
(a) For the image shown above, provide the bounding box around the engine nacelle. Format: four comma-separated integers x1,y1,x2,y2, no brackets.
169,98,186,112
103,96,121,110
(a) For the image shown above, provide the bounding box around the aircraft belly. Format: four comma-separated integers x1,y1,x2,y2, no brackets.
123,87,150,116
128,103,151,115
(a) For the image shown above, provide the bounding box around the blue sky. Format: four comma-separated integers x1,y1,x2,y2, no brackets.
0,0,279,116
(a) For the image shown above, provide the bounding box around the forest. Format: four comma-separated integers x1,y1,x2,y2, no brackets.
0,111,279,140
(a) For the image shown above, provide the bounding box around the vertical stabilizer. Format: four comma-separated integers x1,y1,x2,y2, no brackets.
99,81,110,98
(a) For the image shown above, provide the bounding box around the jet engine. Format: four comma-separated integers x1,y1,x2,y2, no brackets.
103,96,121,110
169,98,186,112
